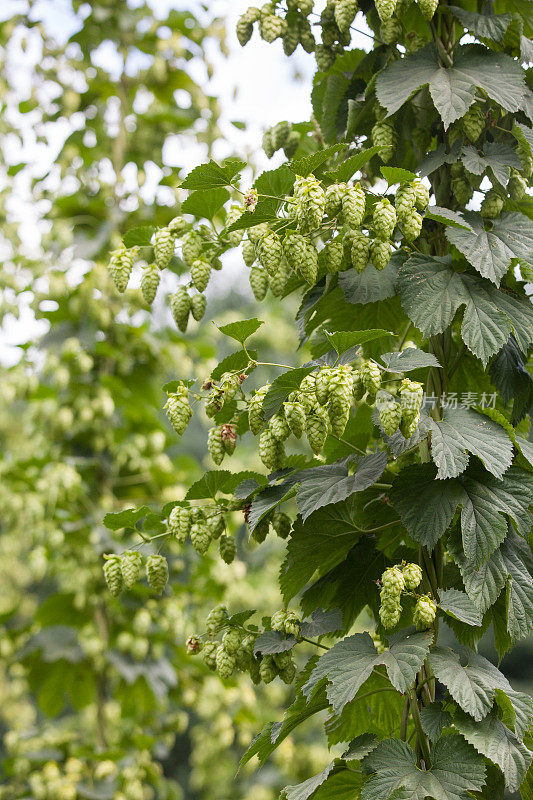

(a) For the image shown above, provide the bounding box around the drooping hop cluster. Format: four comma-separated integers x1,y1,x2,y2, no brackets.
164,385,192,437
245,504,293,545
108,246,138,293
398,378,423,437
395,179,428,241
413,595,437,630
166,503,236,561
378,565,405,629
103,551,169,595
204,371,246,419
261,120,299,159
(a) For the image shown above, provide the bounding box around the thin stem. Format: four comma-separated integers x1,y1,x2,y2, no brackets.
301,636,329,651
409,690,432,766
400,695,410,741
330,433,366,456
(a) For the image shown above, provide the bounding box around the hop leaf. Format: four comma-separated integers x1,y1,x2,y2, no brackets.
146,554,168,594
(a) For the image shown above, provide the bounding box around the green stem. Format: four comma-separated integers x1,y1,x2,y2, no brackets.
409,689,432,766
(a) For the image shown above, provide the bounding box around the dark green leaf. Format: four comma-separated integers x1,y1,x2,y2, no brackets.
186,470,264,500
424,206,473,230
338,259,400,305
300,608,343,638
181,158,245,189
461,143,521,186
438,588,483,626
326,147,381,183
122,226,154,247
254,631,296,655
103,506,152,531
290,144,348,177
380,348,440,372
180,187,230,220
324,329,392,356
380,166,416,184
449,6,512,42
262,366,316,422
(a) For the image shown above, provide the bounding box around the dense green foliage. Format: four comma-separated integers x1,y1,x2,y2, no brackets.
103,0,533,798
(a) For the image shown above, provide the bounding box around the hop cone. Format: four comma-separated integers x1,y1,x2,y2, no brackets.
248,384,269,434
284,611,301,636
251,518,270,543
324,238,344,273
168,215,188,235
249,222,269,244
271,120,291,150
379,399,402,436
206,604,228,635
298,373,318,413
205,386,225,418
315,44,335,71
413,595,437,629
306,406,330,454
219,534,236,564
325,182,347,217
370,237,392,271
351,230,371,273
103,555,123,597
191,259,211,292
481,191,504,219
258,230,283,276
272,509,291,539
399,378,423,419
206,509,225,539
381,17,402,44
395,182,417,221
402,210,423,242
328,366,353,436
371,121,396,162
452,177,473,206
186,635,203,655
121,550,142,589
171,506,191,543
222,628,242,654
181,230,203,266
259,429,285,470
375,0,397,20
202,641,218,670
236,15,254,46
400,411,420,438
146,554,168,594
342,184,366,228
403,562,423,591
141,265,160,304
190,293,206,321
412,179,430,210
283,23,299,55
169,287,191,332
165,388,192,436
283,130,300,158
269,411,291,442
208,426,225,465
352,368,365,401
259,14,286,42
299,241,319,285
270,610,287,631
462,103,485,142
108,247,134,293
249,267,269,300
269,257,289,297
373,198,397,239
259,655,278,684
190,523,212,555
418,0,438,20
295,175,326,231
154,227,175,268
508,170,527,202
220,423,237,456
284,400,306,437
242,239,257,267
335,0,358,31
216,645,236,678
361,360,382,395
379,600,401,629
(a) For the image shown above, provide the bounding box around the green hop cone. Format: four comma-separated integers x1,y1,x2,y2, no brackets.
404,31,425,51
234,645,252,671
202,641,219,670
121,550,142,589
248,384,269,434
382,565,406,595
452,177,473,206
242,238,257,267
399,378,423,418
481,190,504,219
236,15,254,46
249,267,269,301
381,17,403,44
371,121,396,162
169,286,191,332
283,231,306,272
270,610,288,631
283,23,299,55
284,400,306,438
400,411,420,438
517,139,533,178
259,655,278,684
153,226,175,268
168,215,188,235
258,230,283,276
335,0,358,31
259,429,285,470
250,517,270,543
279,661,297,684
205,386,225,418
342,184,366,228
325,182,347,218
351,230,371,273
248,222,269,244
306,406,330,454
170,506,191,543
379,600,401,629
191,507,205,523
412,179,430,210
395,182,417,221
413,595,437,629
352,368,365,401
298,373,318,413
190,523,212,555
283,130,300,158
208,426,225,466
299,241,319,285
165,387,192,436
185,635,203,655
323,238,344,273
249,656,261,684
220,372,240,402
361,360,382,396
262,127,275,158
375,0,397,20
462,103,485,142
273,650,292,669
315,367,332,405
259,13,286,42
103,555,123,597
220,423,237,456
206,509,225,539
206,604,228,635
272,509,291,539
402,209,423,242
222,628,242,654
370,237,392,271
141,265,160,304
284,610,301,636
417,0,438,19
508,170,527,202
269,256,289,297
191,259,211,292
328,366,353,436
269,411,291,442
373,198,397,239
181,230,203,266
378,399,402,436
216,644,236,679
315,43,336,71
186,294,204,324
146,554,168,594
402,562,423,591
108,247,135,293
271,120,291,150
294,175,326,231
219,534,236,564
